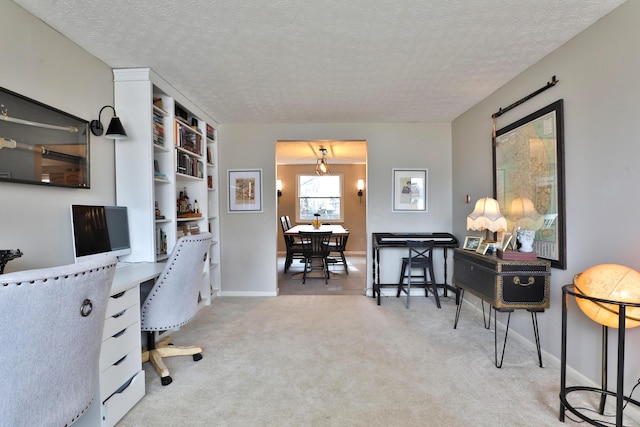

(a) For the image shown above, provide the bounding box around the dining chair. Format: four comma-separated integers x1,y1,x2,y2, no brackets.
327,232,349,274
299,231,333,284
397,240,440,309
280,215,304,272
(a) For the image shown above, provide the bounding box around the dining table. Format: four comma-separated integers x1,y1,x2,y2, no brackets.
284,224,349,279
284,224,349,236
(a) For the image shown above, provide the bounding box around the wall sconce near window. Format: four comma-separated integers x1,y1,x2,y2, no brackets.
276,179,283,197
357,179,364,203
315,148,330,175
90,105,127,139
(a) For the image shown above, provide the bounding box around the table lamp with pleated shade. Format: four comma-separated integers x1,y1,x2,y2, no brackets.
467,197,507,241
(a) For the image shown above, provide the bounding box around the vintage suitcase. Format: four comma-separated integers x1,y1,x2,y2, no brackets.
453,248,550,310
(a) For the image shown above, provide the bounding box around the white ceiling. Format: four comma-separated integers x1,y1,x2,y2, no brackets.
14,0,625,124
12,1,625,164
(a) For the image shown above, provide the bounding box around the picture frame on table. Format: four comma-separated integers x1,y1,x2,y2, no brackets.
493,99,566,269
228,169,263,213
392,168,428,212
463,236,483,250
500,232,513,251
476,242,490,255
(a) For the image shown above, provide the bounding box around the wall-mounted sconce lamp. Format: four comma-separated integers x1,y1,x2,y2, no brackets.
276,179,283,197
90,105,127,139
357,179,364,203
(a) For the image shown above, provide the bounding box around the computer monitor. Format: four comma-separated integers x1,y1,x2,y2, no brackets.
70,204,132,263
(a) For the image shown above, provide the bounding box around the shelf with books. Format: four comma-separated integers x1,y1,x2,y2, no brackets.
152,106,167,147
114,68,220,302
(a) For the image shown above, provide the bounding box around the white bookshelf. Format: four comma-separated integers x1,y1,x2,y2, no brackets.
113,68,221,303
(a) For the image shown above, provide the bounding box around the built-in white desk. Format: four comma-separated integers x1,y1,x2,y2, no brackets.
77,262,165,427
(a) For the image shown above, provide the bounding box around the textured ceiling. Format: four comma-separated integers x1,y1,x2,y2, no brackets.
14,0,625,126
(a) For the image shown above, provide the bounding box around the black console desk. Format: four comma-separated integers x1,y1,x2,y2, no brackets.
372,232,459,305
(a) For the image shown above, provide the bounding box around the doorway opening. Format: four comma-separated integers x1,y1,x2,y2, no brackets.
276,140,367,295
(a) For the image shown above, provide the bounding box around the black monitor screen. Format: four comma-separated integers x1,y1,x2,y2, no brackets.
71,204,131,261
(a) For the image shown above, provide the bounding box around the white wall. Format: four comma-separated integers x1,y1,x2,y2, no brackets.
452,0,640,387
218,122,452,295
0,1,115,271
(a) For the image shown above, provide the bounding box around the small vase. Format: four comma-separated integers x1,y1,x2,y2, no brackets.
312,220,321,229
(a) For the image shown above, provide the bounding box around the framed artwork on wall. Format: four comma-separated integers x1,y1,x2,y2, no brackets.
228,169,263,213
392,168,428,212
493,99,566,269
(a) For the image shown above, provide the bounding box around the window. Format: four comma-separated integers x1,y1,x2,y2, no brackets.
297,174,343,222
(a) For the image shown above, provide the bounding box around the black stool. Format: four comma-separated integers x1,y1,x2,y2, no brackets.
397,241,440,309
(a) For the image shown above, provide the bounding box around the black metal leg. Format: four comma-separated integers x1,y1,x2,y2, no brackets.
599,325,608,415
494,308,512,369
530,310,543,368
428,267,441,308
453,289,465,329
481,301,491,329
559,287,568,422
442,248,448,298
406,265,411,309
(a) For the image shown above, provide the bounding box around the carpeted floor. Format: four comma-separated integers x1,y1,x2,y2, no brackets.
117,292,636,426
277,255,367,296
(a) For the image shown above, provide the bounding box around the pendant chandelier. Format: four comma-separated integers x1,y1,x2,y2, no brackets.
315,148,330,175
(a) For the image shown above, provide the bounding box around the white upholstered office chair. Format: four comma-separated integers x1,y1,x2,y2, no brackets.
140,232,212,386
0,256,117,426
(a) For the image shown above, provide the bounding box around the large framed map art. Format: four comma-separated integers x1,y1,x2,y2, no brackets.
493,99,566,269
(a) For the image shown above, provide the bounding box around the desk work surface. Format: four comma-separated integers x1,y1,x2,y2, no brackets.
285,224,349,236
112,262,165,295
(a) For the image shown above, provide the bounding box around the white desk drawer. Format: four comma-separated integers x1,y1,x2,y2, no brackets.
100,324,140,373
103,304,138,340
103,370,145,427
100,348,140,399
105,287,139,318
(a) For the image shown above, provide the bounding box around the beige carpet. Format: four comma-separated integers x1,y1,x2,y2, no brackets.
117,294,636,426
277,255,367,296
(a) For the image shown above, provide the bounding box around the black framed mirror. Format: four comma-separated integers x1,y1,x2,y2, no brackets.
0,87,90,188
493,99,566,269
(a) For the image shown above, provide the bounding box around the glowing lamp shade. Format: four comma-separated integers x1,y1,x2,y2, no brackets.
508,197,543,231
574,264,640,328
467,197,507,232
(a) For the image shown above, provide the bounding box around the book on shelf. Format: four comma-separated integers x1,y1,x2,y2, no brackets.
206,124,215,140
156,228,167,255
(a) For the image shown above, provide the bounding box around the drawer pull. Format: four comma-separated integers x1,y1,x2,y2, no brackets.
112,309,127,319
513,276,535,286
111,291,126,299
113,328,127,338
114,354,128,366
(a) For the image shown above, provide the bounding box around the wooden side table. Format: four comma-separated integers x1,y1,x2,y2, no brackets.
452,248,551,367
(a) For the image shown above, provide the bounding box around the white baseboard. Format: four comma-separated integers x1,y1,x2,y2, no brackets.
220,290,278,297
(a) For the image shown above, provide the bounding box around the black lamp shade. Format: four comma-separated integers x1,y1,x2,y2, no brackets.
90,105,127,139
105,116,127,139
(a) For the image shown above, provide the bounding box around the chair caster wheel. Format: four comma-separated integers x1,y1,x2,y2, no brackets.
161,376,173,386
193,353,203,362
